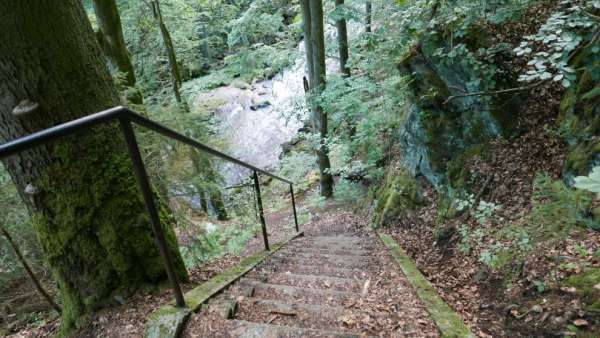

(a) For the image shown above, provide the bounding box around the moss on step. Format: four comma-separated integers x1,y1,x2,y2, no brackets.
378,233,473,338
144,306,191,338
144,232,303,338
372,168,422,227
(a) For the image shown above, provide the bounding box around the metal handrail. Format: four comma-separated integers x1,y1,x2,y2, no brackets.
0,105,300,308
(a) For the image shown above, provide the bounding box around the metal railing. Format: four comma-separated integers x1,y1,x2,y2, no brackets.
0,106,300,308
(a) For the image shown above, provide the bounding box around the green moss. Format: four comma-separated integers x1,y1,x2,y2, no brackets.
565,139,600,176
144,306,191,338
373,169,422,227
565,268,600,299
31,126,187,336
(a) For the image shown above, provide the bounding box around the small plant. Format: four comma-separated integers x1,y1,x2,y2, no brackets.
573,166,600,197
473,200,501,224
533,280,546,293
458,224,472,253
455,193,475,212
531,173,591,237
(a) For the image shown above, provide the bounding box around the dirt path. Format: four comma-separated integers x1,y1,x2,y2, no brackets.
182,210,439,337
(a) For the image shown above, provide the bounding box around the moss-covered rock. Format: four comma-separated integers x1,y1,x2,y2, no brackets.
372,168,422,227
144,306,191,338
397,31,521,186
558,45,600,181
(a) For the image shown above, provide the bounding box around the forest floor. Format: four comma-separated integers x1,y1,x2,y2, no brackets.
382,96,600,337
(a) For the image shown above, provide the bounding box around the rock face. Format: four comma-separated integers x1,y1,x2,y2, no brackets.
397,35,521,187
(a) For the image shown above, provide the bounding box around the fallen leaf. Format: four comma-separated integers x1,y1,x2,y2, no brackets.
572,319,588,327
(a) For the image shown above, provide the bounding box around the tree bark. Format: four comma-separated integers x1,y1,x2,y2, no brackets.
149,0,183,104
0,1,187,333
335,0,350,77
300,0,315,90
92,0,143,104
365,1,372,33
307,0,334,198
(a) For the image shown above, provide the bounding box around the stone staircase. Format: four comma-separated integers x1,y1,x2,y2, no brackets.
183,234,387,337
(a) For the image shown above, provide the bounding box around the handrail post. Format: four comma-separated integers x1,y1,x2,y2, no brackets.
119,118,186,308
290,184,299,233
253,171,270,251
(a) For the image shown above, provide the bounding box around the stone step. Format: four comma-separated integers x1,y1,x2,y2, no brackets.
263,272,364,292
269,256,373,270
239,280,361,306
272,263,370,279
236,299,353,332
291,240,374,251
226,319,372,338
285,246,372,257
275,251,375,263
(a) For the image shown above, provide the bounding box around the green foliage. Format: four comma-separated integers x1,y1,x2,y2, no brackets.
574,166,600,197
514,0,598,87
227,0,284,48
277,151,317,193
0,166,45,293
306,188,327,210
334,179,367,205
180,221,259,269
531,173,592,236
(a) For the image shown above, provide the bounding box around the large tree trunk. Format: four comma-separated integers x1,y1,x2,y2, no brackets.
365,1,372,33
307,0,334,198
0,1,187,333
335,0,350,77
92,0,143,104
149,0,184,105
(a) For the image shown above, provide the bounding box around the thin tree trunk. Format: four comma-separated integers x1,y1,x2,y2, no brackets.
335,0,350,77
0,225,61,313
365,1,372,33
300,0,315,89
0,1,187,333
308,0,334,198
92,0,143,104
149,0,183,104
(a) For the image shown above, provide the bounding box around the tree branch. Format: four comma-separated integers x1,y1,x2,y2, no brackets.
0,225,61,313
443,81,546,105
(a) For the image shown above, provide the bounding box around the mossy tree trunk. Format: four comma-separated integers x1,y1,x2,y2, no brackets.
0,1,187,334
308,0,334,198
335,0,350,77
92,0,143,104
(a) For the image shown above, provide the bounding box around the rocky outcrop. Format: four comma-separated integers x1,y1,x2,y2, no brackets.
397,33,521,187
